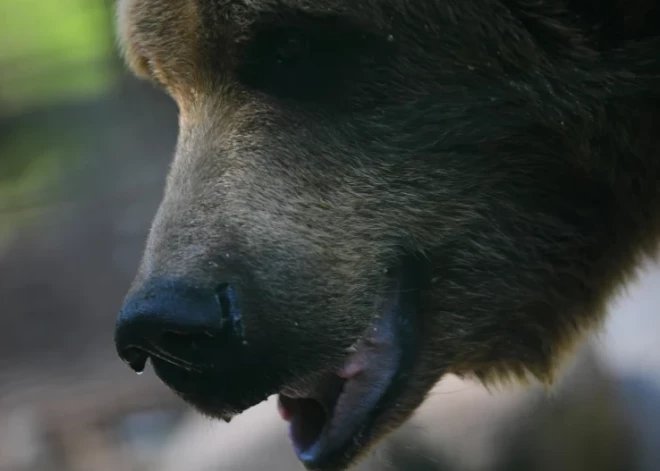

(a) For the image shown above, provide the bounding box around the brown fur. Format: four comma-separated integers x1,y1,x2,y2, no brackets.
116,0,660,469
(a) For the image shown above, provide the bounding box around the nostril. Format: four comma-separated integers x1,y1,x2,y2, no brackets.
122,347,149,374
215,284,232,320
215,283,243,336
115,279,245,374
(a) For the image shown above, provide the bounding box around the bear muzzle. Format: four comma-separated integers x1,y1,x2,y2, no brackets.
114,277,276,416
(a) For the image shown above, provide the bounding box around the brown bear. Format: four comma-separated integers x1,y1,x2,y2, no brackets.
113,1,660,470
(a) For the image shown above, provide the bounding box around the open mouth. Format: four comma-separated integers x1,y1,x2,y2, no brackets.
276,259,420,470
116,257,421,471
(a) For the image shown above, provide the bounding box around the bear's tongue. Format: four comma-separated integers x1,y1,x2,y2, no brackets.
277,295,403,465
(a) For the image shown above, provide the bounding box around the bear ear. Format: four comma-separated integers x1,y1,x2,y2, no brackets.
116,0,153,80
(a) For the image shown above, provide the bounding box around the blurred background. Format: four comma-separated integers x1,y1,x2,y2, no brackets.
0,1,659,470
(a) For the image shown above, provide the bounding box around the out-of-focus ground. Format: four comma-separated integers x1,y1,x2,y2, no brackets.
1,2,659,471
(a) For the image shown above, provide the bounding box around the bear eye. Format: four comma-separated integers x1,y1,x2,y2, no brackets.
274,34,310,66
237,26,340,102
236,17,392,107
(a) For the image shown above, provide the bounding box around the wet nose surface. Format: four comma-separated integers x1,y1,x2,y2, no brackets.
114,278,243,374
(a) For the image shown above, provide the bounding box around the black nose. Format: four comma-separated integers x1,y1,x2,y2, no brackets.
114,278,243,373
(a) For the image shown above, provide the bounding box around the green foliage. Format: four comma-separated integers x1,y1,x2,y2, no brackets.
0,0,118,243
0,0,119,114
0,125,80,244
